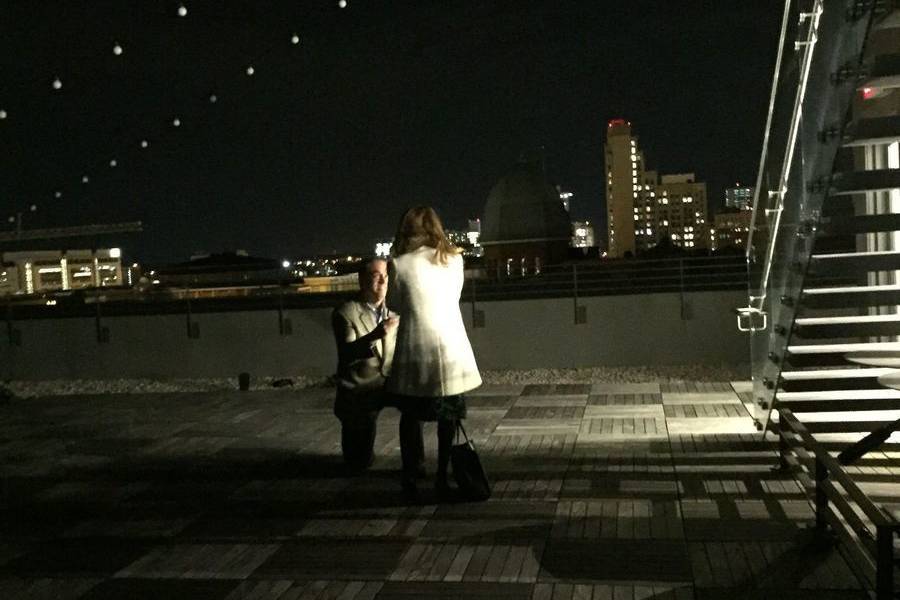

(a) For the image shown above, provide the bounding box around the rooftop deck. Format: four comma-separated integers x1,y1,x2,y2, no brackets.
0,382,871,599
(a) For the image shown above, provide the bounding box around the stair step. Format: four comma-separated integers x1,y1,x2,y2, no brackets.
802,419,900,434
858,52,900,91
779,389,900,401
778,398,900,412
784,342,900,368
781,367,896,380
830,169,900,196
793,313,900,338
801,284,900,308
842,115,900,147
819,213,900,235
779,367,894,392
787,342,900,354
808,250,900,274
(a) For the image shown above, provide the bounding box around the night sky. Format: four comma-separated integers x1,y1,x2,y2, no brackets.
0,1,783,264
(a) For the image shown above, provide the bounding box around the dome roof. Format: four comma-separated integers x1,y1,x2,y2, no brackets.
480,161,571,244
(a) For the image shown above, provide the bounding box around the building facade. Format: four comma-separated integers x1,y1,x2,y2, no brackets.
605,118,710,256
0,249,124,295
712,208,753,251
571,221,595,248
725,185,755,210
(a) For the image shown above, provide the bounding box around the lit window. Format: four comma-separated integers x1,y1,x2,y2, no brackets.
634,215,639,221
662,220,668,226
632,177,637,184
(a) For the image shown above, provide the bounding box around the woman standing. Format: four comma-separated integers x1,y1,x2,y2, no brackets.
387,206,482,500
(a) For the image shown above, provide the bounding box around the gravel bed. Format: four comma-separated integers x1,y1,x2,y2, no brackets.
2,363,749,398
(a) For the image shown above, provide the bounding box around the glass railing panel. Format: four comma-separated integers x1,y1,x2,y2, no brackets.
746,0,875,430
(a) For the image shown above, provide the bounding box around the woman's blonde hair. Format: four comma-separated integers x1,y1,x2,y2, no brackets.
392,206,462,265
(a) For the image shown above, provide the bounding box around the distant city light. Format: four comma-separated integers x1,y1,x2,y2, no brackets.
282,260,291,268
52,78,62,90
113,43,123,55
109,248,121,258
291,34,300,45
177,4,187,17
375,242,392,257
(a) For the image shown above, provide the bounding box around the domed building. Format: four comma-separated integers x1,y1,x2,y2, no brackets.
480,160,571,274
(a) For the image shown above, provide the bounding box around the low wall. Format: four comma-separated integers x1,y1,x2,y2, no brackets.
0,290,748,380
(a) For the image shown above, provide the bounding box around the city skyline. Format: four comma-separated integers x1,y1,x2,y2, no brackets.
1,1,783,262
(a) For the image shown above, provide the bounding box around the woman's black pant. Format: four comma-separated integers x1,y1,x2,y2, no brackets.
399,412,456,482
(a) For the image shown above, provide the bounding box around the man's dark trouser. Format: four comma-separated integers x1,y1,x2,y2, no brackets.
341,412,378,470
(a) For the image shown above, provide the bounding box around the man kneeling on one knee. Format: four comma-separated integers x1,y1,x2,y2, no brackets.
331,257,398,470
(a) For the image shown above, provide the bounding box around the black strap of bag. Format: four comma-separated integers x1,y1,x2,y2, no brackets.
455,420,471,445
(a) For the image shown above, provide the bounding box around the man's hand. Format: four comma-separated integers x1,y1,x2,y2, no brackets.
375,316,399,338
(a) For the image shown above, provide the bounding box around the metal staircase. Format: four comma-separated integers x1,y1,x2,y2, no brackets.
739,0,900,597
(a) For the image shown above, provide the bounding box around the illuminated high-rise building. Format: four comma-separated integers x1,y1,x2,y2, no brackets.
725,185,755,210
604,119,642,257
605,120,710,255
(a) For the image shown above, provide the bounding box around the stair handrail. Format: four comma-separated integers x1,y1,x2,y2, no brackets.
744,0,823,319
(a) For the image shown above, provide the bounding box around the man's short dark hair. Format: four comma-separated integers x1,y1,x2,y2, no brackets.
357,257,387,281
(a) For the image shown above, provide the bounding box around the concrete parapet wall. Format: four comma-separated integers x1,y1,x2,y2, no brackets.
0,290,747,380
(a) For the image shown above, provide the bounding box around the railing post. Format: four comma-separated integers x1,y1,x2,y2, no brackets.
814,456,828,531
875,525,893,600
777,418,790,471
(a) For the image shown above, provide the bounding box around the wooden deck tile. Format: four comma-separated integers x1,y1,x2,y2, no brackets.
0,380,871,597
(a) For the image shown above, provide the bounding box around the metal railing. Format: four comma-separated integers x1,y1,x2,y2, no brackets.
464,255,748,302
741,0,873,429
778,408,899,599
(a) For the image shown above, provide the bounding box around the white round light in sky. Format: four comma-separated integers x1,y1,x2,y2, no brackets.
339,0,347,7
52,78,62,90
54,191,62,198
173,118,181,127
246,66,255,76
178,5,187,17
30,204,37,212
113,43,123,55
82,175,89,184
209,94,217,103
140,139,149,148
110,159,117,167
0,110,6,119
291,34,300,45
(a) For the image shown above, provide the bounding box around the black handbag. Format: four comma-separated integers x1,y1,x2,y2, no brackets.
450,421,491,501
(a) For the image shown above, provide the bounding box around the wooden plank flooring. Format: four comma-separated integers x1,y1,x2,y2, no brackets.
0,382,873,598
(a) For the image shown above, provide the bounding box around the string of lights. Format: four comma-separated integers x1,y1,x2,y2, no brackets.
1,1,350,227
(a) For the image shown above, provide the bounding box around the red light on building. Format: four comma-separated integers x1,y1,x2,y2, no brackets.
862,87,877,100
608,118,629,128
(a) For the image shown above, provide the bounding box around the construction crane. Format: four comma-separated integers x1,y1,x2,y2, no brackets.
0,221,143,243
